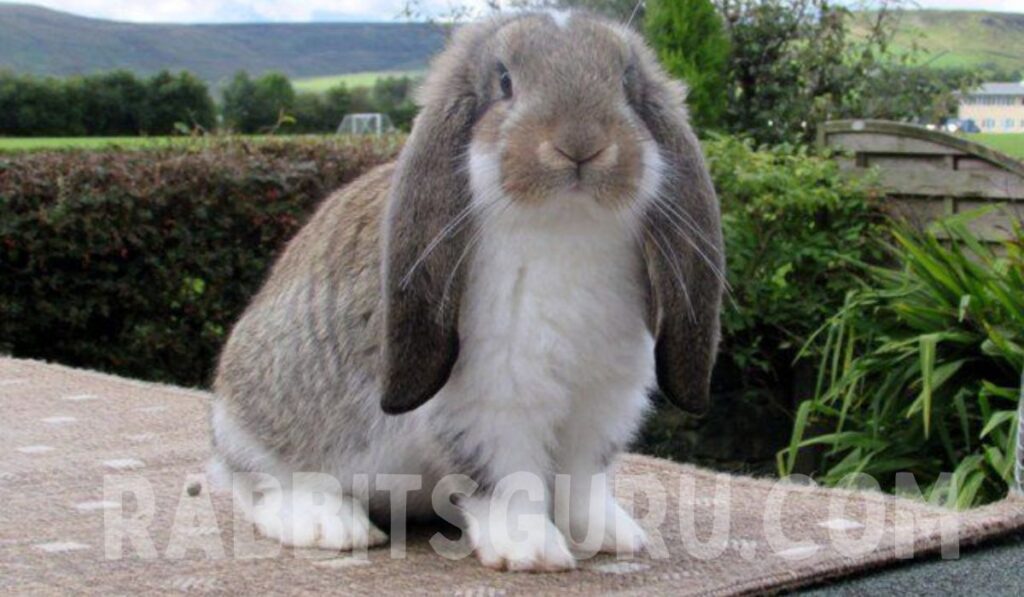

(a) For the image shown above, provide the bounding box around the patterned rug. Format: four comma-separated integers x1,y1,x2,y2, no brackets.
2,356,1023,595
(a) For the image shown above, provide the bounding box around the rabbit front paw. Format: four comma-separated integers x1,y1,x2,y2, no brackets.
250,488,388,551
464,498,576,572
561,498,647,556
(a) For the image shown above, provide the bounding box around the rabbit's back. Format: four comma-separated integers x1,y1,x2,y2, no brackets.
212,163,404,474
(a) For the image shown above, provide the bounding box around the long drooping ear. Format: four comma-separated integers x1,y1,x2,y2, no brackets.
379,21,499,415
628,37,726,417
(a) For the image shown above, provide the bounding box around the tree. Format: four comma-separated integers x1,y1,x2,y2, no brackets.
143,70,216,135
222,71,296,134
252,72,296,131
372,76,418,131
645,0,729,131
322,84,352,129
291,92,327,133
78,71,148,135
0,72,83,136
221,71,258,133
293,90,358,133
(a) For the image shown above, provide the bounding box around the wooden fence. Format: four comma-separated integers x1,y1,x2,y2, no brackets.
819,120,1024,241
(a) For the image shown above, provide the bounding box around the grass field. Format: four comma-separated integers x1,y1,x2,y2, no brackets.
0,134,362,153
0,137,193,152
5,132,1022,161
965,134,1024,159
292,70,422,94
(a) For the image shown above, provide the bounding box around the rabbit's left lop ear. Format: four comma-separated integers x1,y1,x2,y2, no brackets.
380,22,495,415
628,40,726,417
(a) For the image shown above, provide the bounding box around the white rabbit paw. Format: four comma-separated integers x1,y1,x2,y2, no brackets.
467,510,576,572
250,489,388,551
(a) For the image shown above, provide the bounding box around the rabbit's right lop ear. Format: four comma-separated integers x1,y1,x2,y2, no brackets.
380,22,495,415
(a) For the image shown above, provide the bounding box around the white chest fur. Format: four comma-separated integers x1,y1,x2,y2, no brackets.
457,197,655,412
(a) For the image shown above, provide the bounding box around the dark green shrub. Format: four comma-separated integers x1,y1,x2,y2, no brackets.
712,136,885,393
0,137,401,386
779,214,1023,508
639,136,885,468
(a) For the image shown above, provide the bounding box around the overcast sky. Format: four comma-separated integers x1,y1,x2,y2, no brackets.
4,0,1023,23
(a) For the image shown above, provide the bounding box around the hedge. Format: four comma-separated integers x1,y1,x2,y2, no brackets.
0,137,401,386
1,136,883,470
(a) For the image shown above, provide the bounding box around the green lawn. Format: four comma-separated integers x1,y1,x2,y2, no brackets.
965,134,1024,160
0,136,198,152
292,70,422,93
0,134,353,153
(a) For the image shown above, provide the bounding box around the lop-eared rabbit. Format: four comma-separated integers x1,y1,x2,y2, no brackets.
211,10,724,571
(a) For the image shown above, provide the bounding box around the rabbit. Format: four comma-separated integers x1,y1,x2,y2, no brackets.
209,9,724,572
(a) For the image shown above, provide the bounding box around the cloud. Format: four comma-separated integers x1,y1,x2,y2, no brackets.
915,0,1024,11
5,0,491,22
6,0,1022,23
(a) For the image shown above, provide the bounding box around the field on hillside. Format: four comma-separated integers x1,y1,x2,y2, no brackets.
965,133,1024,159
292,71,423,93
885,10,1024,70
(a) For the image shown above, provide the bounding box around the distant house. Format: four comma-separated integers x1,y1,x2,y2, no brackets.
958,82,1024,134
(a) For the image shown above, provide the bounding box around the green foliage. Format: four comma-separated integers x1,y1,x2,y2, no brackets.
778,214,1023,508
76,71,148,136
0,137,402,386
708,135,884,401
0,72,82,136
0,70,215,137
222,71,296,134
645,0,729,131
372,76,419,131
715,0,978,145
141,70,216,134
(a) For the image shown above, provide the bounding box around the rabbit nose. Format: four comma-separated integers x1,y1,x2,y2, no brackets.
553,144,607,167
553,123,609,163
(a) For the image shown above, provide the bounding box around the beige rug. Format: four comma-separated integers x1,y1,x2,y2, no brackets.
2,356,1022,595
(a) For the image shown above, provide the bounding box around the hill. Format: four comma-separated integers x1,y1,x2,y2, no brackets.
885,10,1024,71
2,4,1023,91
0,4,445,87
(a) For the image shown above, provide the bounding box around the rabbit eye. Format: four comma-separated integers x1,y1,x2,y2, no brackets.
622,63,637,91
497,62,513,99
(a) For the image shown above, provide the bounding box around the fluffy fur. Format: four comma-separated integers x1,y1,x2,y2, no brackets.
211,10,724,572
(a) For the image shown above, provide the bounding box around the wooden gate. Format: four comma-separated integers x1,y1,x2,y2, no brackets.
819,120,1024,241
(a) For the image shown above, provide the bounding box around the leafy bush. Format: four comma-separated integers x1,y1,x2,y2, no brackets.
779,214,1023,508
711,136,884,402
645,0,729,131
638,136,885,467
0,137,401,386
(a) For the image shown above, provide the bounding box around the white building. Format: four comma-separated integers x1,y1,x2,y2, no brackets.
959,82,1024,134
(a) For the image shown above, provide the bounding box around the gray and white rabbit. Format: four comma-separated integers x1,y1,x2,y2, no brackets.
210,10,724,571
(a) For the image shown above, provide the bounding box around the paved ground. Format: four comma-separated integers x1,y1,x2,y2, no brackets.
805,531,1024,595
